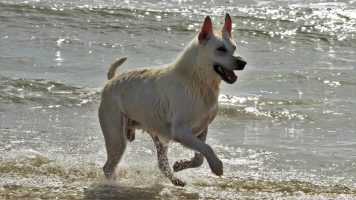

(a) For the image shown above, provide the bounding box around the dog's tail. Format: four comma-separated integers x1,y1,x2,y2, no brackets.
107,57,128,80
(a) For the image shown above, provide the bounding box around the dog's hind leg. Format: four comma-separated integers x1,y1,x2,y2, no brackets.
173,128,207,172
99,100,127,180
152,136,186,187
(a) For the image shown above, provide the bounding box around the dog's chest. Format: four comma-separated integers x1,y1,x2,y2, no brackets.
191,105,218,135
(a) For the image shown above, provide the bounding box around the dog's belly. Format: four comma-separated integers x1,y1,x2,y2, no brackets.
126,111,172,136
121,95,173,141
128,118,172,143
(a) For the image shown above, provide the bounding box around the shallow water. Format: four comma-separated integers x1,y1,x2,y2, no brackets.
1,0,356,199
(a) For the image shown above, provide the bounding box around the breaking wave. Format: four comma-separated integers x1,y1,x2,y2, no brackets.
0,77,100,108
218,94,311,121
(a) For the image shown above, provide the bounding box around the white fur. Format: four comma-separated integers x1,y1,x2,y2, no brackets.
99,14,246,186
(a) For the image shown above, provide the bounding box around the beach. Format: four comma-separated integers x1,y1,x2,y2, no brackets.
1,0,356,199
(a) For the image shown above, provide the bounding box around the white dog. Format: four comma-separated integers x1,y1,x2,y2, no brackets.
99,13,246,187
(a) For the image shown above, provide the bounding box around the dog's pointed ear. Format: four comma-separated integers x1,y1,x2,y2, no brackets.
223,13,232,37
198,16,213,42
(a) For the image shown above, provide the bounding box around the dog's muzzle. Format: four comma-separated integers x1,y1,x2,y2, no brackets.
214,64,237,84
235,56,247,70
214,57,247,84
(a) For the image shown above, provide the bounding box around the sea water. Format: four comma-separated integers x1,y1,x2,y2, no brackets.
1,0,355,199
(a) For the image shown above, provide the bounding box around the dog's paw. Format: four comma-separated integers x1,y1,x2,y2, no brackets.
173,160,187,172
171,177,186,187
209,159,223,176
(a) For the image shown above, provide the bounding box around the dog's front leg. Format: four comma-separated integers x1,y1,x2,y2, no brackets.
152,136,186,187
173,128,207,172
173,126,223,176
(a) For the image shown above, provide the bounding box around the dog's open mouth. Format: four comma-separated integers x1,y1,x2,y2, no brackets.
214,64,237,84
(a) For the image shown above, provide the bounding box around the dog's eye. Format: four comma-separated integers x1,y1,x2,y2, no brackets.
216,46,227,53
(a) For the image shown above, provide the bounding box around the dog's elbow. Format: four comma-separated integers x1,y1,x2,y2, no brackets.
171,125,190,143
171,126,183,142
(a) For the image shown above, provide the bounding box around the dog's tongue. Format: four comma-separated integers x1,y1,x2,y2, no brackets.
225,68,237,83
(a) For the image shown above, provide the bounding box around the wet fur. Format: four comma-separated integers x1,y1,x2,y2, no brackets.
99,14,246,186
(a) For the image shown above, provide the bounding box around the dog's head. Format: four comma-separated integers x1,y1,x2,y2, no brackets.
195,13,246,84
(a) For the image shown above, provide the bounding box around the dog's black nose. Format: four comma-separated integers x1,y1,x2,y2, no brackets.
235,57,247,70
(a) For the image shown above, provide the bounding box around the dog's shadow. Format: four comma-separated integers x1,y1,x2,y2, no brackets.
84,181,199,200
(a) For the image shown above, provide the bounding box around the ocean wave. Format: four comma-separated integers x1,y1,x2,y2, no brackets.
218,94,311,121
0,77,100,108
1,1,355,46
251,72,356,89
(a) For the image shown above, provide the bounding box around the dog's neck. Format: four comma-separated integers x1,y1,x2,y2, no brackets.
172,39,221,103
